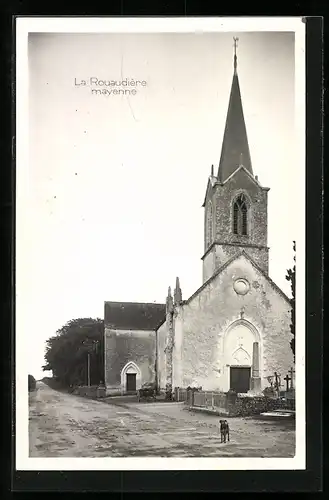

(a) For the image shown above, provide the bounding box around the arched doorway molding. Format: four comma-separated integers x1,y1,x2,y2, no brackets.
120,361,142,393
222,318,263,392
223,318,261,346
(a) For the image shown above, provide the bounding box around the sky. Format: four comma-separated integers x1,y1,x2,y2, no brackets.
22,30,297,380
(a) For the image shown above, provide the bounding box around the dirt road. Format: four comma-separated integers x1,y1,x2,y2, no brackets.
29,382,295,457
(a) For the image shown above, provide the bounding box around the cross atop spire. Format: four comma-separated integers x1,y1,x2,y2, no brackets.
233,37,239,74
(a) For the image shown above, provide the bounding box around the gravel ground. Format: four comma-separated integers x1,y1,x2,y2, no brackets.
29,382,295,458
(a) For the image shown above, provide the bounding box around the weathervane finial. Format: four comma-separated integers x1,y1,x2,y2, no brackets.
233,37,239,73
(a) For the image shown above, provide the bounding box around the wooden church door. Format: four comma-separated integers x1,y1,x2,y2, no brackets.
230,367,251,393
126,373,137,392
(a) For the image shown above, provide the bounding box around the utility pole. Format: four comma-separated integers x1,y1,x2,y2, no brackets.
87,352,91,387
83,339,99,387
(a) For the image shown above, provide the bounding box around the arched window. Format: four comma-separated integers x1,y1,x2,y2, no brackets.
206,200,213,247
233,194,248,236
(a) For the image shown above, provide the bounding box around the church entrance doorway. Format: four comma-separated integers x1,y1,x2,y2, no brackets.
126,373,137,392
230,366,251,393
126,373,136,392
121,361,141,394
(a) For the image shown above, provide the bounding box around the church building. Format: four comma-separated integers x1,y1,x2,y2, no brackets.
104,41,293,396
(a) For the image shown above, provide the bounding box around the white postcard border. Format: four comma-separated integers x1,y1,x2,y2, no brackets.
15,16,306,471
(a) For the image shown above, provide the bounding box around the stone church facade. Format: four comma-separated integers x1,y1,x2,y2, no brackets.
104,45,293,396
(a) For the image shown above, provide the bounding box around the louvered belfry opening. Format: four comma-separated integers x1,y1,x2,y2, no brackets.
233,194,248,236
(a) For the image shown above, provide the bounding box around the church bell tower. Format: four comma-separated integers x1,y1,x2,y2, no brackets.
202,38,270,283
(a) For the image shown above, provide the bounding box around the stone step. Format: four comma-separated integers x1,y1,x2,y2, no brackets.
259,410,295,420
272,409,295,414
189,406,229,416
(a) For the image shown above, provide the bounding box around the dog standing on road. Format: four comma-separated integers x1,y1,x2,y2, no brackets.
219,419,230,443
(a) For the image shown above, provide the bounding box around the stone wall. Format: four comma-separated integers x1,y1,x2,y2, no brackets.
172,309,184,388
216,243,269,276
156,321,167,390
104,328,156,393
227,395,293,417
177,253,292,392
202,168,269,280
214,169,268,248
178,388,294,416
202,249,216,283
202,244,269,284
72,385,106,399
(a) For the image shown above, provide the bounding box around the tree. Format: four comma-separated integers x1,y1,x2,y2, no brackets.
285,241,296,362
43,318,104,387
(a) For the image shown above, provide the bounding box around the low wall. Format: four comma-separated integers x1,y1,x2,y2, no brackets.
72,385,106,398
105,389,123,397
193,390,227,409
174,388,188,402
175,387,227,408
174,387,196,405
227,395,294,417
174,387,295,416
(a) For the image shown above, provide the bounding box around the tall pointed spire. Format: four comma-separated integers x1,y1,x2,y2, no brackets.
217,38,253,182
166,286,174,313
174,277,182,305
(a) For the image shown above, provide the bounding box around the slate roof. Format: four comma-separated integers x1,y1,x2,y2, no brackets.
104,301,166,331
217,63,253,182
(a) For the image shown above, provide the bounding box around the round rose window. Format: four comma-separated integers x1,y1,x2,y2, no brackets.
233,278,250,295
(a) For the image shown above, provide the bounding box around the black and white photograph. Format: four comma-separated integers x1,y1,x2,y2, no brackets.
16,17,305,470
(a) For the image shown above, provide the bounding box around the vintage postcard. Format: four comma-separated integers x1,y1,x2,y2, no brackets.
16,17,305,471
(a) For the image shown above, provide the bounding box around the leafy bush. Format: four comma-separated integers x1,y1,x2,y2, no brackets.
285,241,296,362
263,386,276,397
28,374,36,392
41,376,65,391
